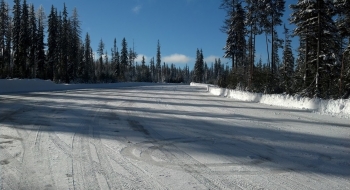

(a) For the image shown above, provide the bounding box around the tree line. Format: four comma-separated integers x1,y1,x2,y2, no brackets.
203,0,350,99
0,0,194,84
2,0,349,99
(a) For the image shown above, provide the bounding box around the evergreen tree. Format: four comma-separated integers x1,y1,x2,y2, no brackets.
291,0,340,98
280,25,294,94
4,13,11,77
28,4,37,78
36,5,46,79
0,0,10,78
140,55,149,82
12,0,21,78
150,57,155,82
272,30,283,76
335,0,350,98
244,0,263,88
83,33,92,82
104,50,109,81
156,40,161,82
120,37,128,81
47,5,58,81
222,1,246,88
60,3,69,83
252,56,266,92
128,47,137,81
97,38,104,81
259,0,285,91
69,7,81,81
193,49,204,83
111,38,119,79
19,0,29,78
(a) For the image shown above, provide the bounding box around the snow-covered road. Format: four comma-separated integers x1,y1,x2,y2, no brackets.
1,84,349,189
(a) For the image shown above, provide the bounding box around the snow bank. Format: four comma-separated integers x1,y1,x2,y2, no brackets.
190,83,350,118
0,79,159,94
2,80,349,118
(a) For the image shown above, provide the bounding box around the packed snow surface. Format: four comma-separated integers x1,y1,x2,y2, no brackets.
0,79,350,189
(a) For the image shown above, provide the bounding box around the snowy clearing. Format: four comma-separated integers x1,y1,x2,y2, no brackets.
0,80,350,189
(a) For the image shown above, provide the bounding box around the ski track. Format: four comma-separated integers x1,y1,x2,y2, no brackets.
1,85,349,190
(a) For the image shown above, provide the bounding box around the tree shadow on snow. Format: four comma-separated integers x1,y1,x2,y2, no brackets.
0,84,349,178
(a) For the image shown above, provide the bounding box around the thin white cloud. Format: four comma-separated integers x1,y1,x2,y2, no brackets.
204,55,221,63
163,54,191,64
132,5,142,14
135,54,148,63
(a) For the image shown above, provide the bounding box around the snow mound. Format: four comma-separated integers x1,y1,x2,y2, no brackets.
190,83,350,118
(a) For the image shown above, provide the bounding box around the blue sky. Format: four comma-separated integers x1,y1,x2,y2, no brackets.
11,0,297,68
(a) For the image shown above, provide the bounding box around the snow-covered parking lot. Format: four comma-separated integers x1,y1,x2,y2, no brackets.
1,81,350,189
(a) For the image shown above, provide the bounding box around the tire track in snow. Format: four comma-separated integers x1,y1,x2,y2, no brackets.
90,100,133,189
118,87,238,190
206,100,350,188
174,93,314,189
0,99,59,190
143,86,300,189
117,98,167,189
186,87,350,189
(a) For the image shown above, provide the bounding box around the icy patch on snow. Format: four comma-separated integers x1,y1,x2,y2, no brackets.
190,83,350,119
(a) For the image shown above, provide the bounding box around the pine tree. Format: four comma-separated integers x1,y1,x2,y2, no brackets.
280,25,294,94
12,0,21,78
252,56,266,92
291,0,340,98
141,55,146,81
272,30,283,76
97,38,104,81
259,0,285,92
36,5,46,79
0,0,10,78
150,57,155,82
69,7,81,82
104,50,109,81
221,0,237,68
83,33,92,82
222,1,246,88
156,40,161,82
111,38,119,80
28,4,37,78
193,49,204,83
245,0,263,88
47,5,58,81
18,0,29,78
128,47,137,81
4,13,11,77
60,3,69,83
120,37,128,81
335,0,350,98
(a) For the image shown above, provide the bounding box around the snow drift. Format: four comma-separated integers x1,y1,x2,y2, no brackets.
190,82,350,118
